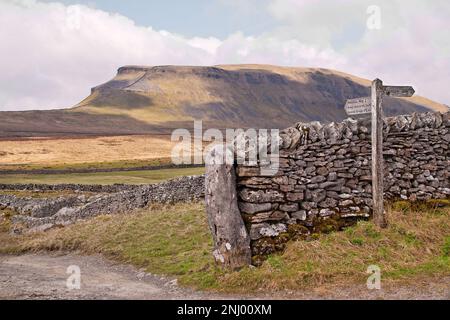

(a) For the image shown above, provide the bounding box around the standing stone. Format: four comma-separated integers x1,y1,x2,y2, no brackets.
205,146,251,269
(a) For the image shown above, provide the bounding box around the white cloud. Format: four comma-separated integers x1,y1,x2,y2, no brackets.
265,0,450,104
214,32,346,68
187,37,222,55
0,0,215,110
0,0,449,110
0,0,340,110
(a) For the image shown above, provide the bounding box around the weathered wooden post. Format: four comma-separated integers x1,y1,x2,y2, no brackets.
205,145,251,269
345,79,415,228
371,79,387,228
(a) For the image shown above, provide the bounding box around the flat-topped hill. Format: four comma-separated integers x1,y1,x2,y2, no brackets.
1,64,447,137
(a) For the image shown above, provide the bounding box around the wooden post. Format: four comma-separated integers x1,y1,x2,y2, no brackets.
205,145,252,269
346,81,414,228
371,79,388,228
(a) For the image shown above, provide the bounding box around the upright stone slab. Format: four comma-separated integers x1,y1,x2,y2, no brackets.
205,145,251,269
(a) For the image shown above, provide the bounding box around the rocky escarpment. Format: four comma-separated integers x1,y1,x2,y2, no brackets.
2,175,205,233
235,112,450,264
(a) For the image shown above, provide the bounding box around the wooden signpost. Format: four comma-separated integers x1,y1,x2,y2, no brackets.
345,79,415,228
344,97,371,116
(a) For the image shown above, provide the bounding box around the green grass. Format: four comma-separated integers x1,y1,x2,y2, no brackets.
1,200,449,292
1,203,218,288
0,167,205,185
0,158,173,172
443,236,450,257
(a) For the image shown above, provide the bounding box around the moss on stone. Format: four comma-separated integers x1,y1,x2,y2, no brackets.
251,233,291,262
390,198,450,213
287,224,310,240
427,198,450,208
313,218,340,234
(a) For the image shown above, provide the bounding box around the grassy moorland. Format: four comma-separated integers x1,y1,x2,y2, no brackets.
0,135,182,170
0,167,205,185
0,133,205,186
1,200,448,292
0,158,175,172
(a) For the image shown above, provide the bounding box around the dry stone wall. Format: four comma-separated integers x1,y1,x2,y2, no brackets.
4,175,205,233
235,112,450,265
0,183,140,193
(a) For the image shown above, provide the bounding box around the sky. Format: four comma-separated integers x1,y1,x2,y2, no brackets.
0,0,449,110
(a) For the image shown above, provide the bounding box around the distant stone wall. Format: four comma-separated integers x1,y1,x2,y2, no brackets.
4,175,205,233
0,183,140,193
234,112,449,265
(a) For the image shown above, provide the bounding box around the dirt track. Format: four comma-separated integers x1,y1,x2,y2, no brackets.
0,254,223,300
1,254,449,300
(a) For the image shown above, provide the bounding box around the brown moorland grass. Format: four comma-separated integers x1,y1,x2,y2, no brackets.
0,200,448,292
0,135,188,170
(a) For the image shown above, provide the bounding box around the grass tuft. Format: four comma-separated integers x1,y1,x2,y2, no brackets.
443,236,450,257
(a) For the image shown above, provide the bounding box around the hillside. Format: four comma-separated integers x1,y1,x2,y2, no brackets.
1,64,447,137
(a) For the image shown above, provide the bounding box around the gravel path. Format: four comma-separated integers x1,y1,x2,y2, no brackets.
0,254,448,300
0,254,226,300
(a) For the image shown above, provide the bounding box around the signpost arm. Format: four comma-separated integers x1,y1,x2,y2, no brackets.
371,79,387,228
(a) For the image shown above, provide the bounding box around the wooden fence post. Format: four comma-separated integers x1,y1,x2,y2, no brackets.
371,79,388,228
